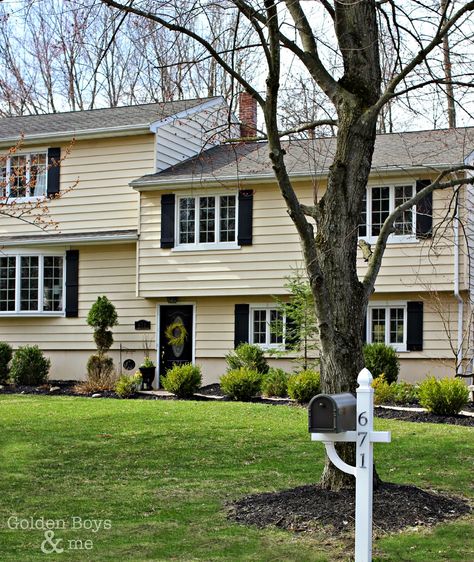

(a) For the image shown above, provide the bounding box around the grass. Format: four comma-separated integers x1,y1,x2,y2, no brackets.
0,395,472,562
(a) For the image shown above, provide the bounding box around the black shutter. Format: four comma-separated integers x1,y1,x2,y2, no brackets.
416,179,432,238
285,315,300,350
65,250,79,318
47,147,61,197
407,301,423,351
238,190,253,246
161,194,175,249
234,304,250,348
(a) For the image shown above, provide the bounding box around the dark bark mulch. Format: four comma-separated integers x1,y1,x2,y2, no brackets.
227,482,471,537
375,406,474,427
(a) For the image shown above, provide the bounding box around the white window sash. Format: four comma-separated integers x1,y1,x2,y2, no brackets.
367,303,407,352
249,306,286,350
2,152,48,201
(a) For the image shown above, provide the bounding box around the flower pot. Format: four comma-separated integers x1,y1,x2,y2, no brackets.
139,366,155,390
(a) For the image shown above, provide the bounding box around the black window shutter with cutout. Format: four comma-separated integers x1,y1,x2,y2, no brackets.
47,147,61,197
407,301,423,351
65,250,79,318
161,194,175,248
234,304,250,347
416,179,432,238
238,190,253,246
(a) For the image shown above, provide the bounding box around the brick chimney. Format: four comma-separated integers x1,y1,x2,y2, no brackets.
239,92,257,139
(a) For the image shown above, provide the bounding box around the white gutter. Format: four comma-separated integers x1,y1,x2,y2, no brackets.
453,207,464,376
0,232,138,247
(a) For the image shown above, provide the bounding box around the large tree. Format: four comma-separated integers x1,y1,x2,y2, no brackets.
99,0,474,489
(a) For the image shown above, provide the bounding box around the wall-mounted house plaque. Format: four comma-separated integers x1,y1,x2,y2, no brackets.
135,319,151,331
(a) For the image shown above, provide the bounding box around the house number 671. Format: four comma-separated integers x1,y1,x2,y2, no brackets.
358,412,368,468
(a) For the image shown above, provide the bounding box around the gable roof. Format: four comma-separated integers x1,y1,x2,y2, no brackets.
0,98,221,145
132,126,474,188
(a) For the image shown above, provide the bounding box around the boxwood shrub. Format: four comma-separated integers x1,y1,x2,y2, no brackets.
162,363,202,398
10,345,50,385
287,369,320,403
220,367,262,401
418,376,469,415
363,343,400,384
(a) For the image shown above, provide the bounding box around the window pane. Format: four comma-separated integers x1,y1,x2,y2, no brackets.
270,309,283,344
179,198,195,244
371,187,389,236
199,197,215,243
10,155,27,198
390,308,404,344
253,310,266,344
30,153,47,197
219,195,236,242
358,191,367,237
20,256,39,311
43,256,63,312
371,308,386,343
0,160,7,198
0,257,16,311
394,185,413,235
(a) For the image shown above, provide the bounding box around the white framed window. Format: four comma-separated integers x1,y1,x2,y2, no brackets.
1,152,48,200
359,184,416,242
250,305,285,349
176,193,238,250
366,303,407,351
0,254,65,315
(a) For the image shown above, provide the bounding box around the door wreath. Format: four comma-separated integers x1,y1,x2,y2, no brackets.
165,319,188,346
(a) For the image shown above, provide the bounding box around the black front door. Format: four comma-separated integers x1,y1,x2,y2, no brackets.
159,305,193,379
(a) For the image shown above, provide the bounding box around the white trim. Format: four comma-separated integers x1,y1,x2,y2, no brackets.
249,304,285,351
366,302,407,352
149,97,225,132
156,302,196,389
0,232,139,247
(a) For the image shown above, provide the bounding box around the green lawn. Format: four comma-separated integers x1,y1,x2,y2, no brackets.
0,395,472,562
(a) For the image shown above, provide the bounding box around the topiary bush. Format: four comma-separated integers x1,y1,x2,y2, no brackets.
220,367,262,401
115,372,142,398
86,296,118,384
418,376,469,415
225,343,269,375
261,367,289,398
162,363,202,398
287,369,320,403
363,343,400,384
0,341,13,384
10,345,50,385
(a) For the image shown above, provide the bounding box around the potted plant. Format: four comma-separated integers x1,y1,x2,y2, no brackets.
139,356,156,390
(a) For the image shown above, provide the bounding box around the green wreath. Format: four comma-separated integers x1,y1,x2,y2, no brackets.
165,320,188,346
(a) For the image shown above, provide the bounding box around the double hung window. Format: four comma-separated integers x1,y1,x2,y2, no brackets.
1,152,48,199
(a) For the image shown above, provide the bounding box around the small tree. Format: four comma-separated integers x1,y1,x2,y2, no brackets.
86,296,118,385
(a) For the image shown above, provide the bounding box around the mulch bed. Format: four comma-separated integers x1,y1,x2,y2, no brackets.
227,482,471,537
375,406,474,427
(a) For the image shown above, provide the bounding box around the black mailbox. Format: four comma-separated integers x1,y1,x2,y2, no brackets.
308,393,357,433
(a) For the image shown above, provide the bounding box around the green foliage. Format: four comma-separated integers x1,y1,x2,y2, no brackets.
141,356,155,368
86,354,115,389
273,269,319,370
220,368,262,401
391,381,419,404
86,296,118,383
10,345,50,385
363,343,400,384
261,368,289,397
287,369,320,403
162,363,202,398
225,343,269,375
418,376,469,415
0,341,13,383
87,295,118,330
115,372,142,398
372,374,394,405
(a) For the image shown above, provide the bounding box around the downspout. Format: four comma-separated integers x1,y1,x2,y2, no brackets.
453,205,464,376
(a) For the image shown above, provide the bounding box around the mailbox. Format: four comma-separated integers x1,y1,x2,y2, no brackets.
308,393,357,433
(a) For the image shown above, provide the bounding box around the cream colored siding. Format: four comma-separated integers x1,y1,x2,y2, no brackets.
0,134,155,236
138,177,463,297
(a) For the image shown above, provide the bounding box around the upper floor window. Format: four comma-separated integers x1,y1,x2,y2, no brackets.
366,304,406,351
250,305,285,349
177,194,237,249
0,254,64,315
1,152,48,199
359,184,416,241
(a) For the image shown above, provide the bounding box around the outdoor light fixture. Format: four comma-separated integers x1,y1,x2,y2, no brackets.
167,297,178,303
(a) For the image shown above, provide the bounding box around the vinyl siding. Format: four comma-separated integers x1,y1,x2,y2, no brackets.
138,177,467,297
0,134,155,236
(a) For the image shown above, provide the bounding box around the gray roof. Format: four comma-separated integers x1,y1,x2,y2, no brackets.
132,127,474,186
0,98,218,142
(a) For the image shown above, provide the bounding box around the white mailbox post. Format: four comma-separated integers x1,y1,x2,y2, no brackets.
309,368,391,562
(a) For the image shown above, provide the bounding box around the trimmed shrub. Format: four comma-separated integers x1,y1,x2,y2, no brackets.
372,374,394,405
225,343,269,375
115,372,142,398
418,376,469,415
261,368,289,398
220,368,262,401
363,343,400,384
162,363,202,398
0,341,13,384
391,381,419,404
287,369,320,403
10,345,50,385
86,296,118,385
